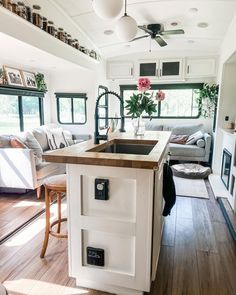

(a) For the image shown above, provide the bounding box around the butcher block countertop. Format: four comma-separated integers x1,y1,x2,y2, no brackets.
43,131,171,169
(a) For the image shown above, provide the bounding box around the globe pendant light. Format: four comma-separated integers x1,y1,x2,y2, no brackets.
115,0,137,42
92,0,124,20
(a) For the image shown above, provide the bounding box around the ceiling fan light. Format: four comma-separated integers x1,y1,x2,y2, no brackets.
115,15,138,42
92,0,124,19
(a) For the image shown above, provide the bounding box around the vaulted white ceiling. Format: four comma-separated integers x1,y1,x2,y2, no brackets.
52,0,236,58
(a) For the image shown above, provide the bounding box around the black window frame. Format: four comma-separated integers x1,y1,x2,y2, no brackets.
0,85,45,132
55,92,87,125
120,83,203,119
98,85,109,130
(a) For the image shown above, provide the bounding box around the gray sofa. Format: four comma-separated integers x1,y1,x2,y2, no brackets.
145,122,211,163
0,123,91,197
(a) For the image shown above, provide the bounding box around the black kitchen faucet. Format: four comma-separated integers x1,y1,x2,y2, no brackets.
94,91,125,144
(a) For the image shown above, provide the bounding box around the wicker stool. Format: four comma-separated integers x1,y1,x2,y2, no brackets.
40,174,67,258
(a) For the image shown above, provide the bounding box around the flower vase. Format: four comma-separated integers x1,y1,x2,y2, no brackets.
133,115,145,136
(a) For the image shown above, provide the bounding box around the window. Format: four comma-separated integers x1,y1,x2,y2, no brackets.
98,85,108,129
0,87,44,134
56,93,87,124
22,96,42,130
120,83,202,118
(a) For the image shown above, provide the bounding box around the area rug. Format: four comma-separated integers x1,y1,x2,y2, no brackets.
174,176,209,199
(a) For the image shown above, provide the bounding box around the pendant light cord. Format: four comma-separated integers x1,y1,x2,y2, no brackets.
124,0,127,16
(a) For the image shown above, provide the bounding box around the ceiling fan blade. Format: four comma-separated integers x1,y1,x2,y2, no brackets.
155,36,167,47
160,29,185,36
130,35,149,42
138,25,153,35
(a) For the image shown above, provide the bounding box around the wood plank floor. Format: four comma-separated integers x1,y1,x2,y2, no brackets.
0,181,235,295
0,191,45,241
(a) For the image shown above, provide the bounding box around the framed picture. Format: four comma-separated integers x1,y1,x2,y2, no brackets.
3,66,24,87
21,71,37,89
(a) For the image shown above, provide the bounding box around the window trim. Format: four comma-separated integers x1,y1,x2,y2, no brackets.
55,92,87,125
98,85,109,130
0,85,45,132
120,83,203,119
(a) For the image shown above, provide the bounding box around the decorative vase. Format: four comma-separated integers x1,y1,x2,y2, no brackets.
133,115,145,136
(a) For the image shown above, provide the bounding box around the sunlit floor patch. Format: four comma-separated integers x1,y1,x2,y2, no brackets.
4,279,88,295
5,203,67,247
13,201,44,208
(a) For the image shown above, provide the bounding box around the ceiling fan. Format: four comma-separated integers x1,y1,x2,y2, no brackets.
131,24,185,47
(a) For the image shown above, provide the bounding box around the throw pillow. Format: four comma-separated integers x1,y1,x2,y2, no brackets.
186,130,204,145
32,128,49,151
63,130,74,146
170,135,189,144
10,137,27,148
196,138,205,148
0,135,11,147
16,132,43,165
46,128,69,150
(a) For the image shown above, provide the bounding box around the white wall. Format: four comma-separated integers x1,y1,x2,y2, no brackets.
212,12,236,173
49,61,107,135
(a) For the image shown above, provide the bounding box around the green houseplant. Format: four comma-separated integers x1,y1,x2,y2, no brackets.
197,83,219,118
35,73,47,91
0,68,6,85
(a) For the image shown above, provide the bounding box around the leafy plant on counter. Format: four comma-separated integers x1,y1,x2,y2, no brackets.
35,73,47,91
125,78,158,119
195,83,219,118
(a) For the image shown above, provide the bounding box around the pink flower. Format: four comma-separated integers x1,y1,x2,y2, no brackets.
137,78,151,92
156,90,165,101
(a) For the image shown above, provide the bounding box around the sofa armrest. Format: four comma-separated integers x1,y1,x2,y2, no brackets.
204,133,211,161
0,148,37,189
72,134,92,141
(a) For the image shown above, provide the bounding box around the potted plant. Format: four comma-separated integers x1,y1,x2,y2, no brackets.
197,83,219,118
0,68,6,85
35,73,47,91
125,78,161,135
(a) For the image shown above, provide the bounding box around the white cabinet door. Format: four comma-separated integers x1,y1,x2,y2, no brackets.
138,60,158,77
107,62,134,79
159,58,184,80
186,57,216,78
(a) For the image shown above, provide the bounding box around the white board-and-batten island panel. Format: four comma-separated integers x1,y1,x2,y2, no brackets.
43,131,171,294
66,163,165,295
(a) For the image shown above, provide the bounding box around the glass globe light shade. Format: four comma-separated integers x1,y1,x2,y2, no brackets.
115,15,138,42
92,0,123,19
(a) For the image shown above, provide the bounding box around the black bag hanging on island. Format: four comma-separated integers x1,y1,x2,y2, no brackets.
162,163,176,216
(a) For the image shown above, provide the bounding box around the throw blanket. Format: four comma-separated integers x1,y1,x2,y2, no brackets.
162,163,176,216
170,134,189,144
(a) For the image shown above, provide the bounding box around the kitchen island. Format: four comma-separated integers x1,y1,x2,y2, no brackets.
43,131,171,295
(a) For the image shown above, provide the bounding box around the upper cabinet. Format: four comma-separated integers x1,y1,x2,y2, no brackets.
139,61,158,77
138,58,184,80
185,57,216,78
159,58,184,80
107,56,217,80
107,62,134,80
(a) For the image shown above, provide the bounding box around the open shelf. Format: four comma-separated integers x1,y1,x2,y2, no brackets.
0,84,46,96
0,6,100,70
